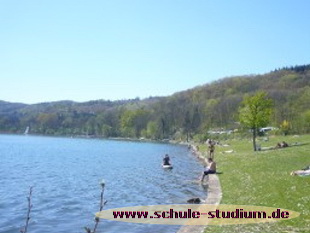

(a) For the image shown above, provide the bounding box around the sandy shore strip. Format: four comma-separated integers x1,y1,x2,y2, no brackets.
176,145,222,233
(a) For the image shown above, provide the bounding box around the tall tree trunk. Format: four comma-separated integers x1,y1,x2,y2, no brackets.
161,118,165,139
253,128,257,151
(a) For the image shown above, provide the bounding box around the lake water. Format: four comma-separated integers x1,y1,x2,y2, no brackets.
0,135,206,233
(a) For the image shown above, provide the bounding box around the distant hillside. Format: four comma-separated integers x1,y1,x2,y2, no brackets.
1,65,309,138
0,101,27,114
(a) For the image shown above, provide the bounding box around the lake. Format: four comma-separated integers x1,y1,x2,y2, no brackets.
0,135,206,233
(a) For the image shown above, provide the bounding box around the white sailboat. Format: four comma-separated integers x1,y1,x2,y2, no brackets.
24,126,30,135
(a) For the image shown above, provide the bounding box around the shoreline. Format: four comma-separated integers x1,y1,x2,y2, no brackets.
177,144,222,233
0,132,178,145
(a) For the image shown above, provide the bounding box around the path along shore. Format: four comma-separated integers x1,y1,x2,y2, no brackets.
177,144,222,233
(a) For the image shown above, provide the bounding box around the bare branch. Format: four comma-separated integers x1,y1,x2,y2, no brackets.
20,186,33,233
84,179,106,233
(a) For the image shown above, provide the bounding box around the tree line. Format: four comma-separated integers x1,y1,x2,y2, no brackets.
0,65,310,140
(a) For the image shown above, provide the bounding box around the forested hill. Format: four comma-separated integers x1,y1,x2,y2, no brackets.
1,64,310,139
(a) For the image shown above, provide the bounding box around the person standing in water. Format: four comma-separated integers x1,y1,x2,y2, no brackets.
163,154,171,165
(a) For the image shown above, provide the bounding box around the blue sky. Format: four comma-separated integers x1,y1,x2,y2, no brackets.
1,0,309,104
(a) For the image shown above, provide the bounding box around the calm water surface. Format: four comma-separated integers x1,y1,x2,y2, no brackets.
0,135,206,233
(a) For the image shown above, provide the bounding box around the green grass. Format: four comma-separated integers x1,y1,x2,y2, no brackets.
200,134,310,233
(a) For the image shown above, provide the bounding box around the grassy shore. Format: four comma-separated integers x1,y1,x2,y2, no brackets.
198,134,310,233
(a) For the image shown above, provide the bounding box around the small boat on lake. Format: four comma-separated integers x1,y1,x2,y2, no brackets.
24,126,30,135
162,164,173,169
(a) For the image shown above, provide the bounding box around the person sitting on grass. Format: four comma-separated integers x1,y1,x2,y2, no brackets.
291,165,310,176
281,141,289,148
276,141,289,148
201,158,216,182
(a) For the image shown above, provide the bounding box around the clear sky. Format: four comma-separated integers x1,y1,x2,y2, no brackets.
1,0,309,104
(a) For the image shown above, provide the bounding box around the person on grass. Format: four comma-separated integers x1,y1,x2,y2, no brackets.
291,165,310,176
208,140,215,159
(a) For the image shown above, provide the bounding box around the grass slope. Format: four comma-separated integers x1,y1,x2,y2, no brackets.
200,134,310,233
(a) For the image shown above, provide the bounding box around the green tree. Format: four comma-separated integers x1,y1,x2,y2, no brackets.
145,121,160,139
239,91,273,151
120,109,149,138
280,120,291,136
36,113,59,133
302,110,310,133
183,111,191,142
101,124,113,137
191,106,201,133
120,110,136,137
